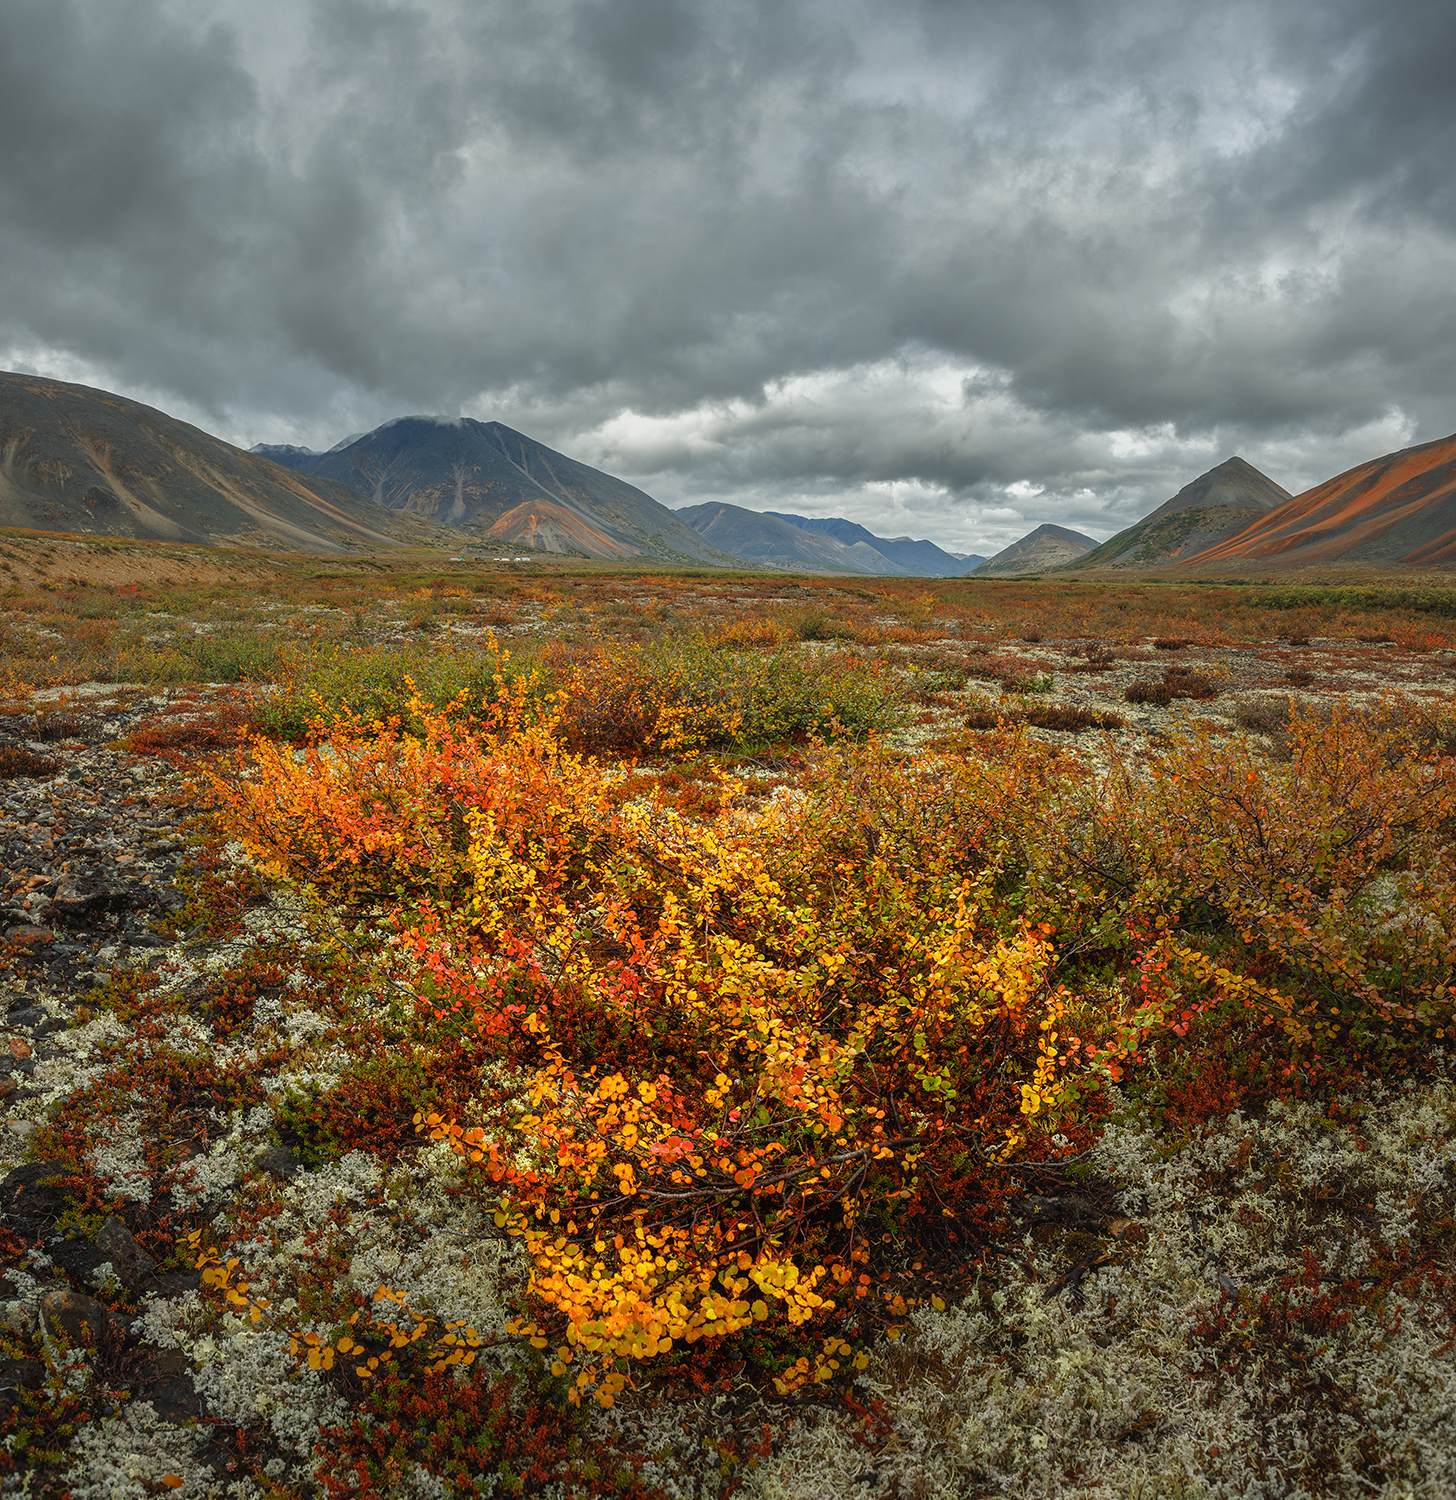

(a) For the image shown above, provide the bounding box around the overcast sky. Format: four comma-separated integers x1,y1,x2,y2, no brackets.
2,0,1453,553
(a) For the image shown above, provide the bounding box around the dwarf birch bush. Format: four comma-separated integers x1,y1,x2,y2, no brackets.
211,701,1116,1404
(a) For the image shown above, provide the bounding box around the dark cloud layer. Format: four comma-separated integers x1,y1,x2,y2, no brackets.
1,0,1452,552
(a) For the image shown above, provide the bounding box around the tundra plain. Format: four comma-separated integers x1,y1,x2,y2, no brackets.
2,530,1455,1500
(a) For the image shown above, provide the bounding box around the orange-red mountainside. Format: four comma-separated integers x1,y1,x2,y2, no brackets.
1180,431,1456,569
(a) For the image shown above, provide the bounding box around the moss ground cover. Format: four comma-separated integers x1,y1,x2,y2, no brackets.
1,548,1455,1496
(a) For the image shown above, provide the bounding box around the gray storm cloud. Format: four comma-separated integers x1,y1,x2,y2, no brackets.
0,0,1451,553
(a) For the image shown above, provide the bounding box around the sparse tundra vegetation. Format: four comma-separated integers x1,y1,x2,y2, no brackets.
1,531,1455,1498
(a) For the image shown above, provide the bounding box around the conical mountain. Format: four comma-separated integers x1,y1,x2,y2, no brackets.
971,523,1100,577
0,372,398,551
1072,457,1290,570
1179,433,1456,570
260,417,736,564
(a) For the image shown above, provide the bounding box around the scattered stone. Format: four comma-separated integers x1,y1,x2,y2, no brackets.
252,1145,303,1180
133,1348,202,1423
148,1270,202,1296
0,1357,44,1415
96,1217,158,1291
0,1160,73,1236
49,1236,115,1286
4,924,53,949
1010,1193,1105,1230
39,1288,105,1349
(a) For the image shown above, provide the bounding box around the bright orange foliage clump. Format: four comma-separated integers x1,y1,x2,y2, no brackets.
211,690,1111,1401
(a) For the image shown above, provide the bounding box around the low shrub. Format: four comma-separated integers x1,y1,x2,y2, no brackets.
217,709,1100,1404
0,746,57,779
1060,702,1456,1058
254,637,901,753
544,639,900,753
1020,703,1125,733
1126,665,1218,705
1161,664,1218,699
1232,694,1293,734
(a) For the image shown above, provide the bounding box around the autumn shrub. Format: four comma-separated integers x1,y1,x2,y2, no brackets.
1161,663,1218,699
316,1365,656,1498
1059,703,1456,1056
541,639,899,754
963,653,1053,691
214,705,1119,1403
1232,694,1294,734
1125,664,1218,705
0,746,57,779
1020,704,1125,733
183,627,288,681
28,711,85,742
254,641,519,739
963,706,1003,730
124,698,257,757
784,606,858,642
255,636,901,753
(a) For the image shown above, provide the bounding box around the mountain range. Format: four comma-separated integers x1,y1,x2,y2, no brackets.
1173,434,1456,571
5,370,1453,575
255,417,733,565
675,502,985,575
764,514,985,575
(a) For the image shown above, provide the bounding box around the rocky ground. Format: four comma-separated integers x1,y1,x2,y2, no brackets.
0,686,200,1110
0,687,241,1471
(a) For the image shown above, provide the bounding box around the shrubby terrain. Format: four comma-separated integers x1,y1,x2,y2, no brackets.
1,541,1454,1497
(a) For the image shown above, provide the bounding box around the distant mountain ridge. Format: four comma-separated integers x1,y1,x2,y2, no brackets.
1073,457,1290,571
766,514,985,575
0,372,398,551
972,523,1100,576
257,417,734,564
675,503,881,572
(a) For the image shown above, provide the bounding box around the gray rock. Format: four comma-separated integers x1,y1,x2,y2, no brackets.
0,1356,44,1414
96,1217,158,1290
133,1348,201,1422
253,1146,303,1180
